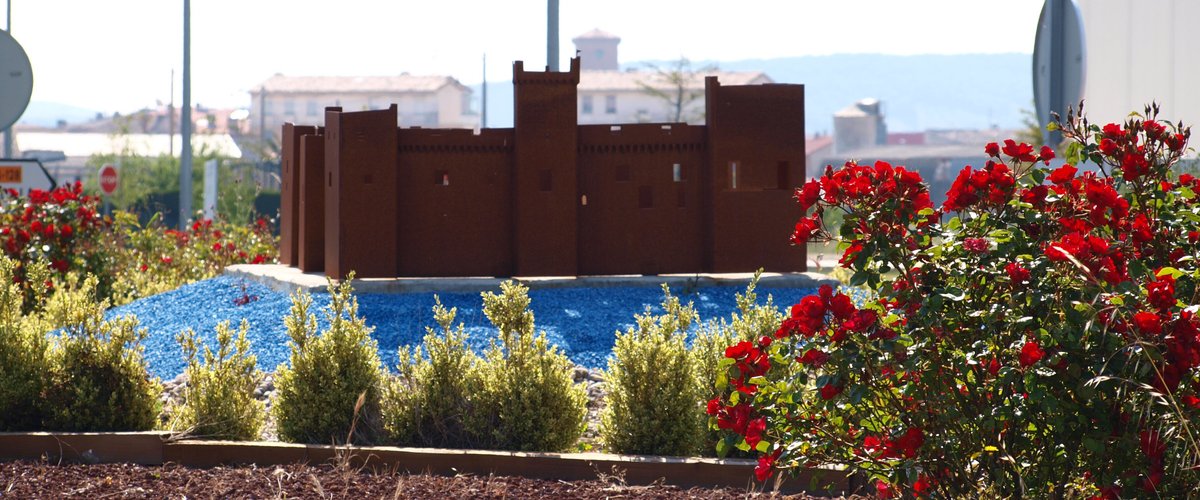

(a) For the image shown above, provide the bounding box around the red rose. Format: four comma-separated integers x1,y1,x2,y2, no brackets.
1146,275,1175,311
829,293,855,319
745,417,767,448
876,480,897,499
1005,262,1031,286
798,348,830,368
1019,341,1045,367
963,237,989,253
1001,139,1037,162
1132,311,1162,335
1048,164,1077,184
819,383,842,400
796,180,821,212
1039,145,1056,164
984,142,1000,157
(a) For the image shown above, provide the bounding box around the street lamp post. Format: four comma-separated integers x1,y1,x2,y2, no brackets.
179,0,192,228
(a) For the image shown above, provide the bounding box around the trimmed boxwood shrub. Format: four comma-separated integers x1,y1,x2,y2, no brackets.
273,274,386,445
170,320,265,440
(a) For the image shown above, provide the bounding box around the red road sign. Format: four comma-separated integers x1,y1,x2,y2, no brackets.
99,164,118,195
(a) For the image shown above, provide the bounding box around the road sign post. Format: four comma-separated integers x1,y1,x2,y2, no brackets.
99,164,119,196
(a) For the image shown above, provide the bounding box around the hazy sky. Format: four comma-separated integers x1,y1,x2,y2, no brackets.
5,0,1044,113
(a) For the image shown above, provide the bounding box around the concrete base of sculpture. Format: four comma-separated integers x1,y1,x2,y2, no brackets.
225,264,840,295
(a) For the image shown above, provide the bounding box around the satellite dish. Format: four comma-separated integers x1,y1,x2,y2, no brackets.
1032,0,1085,145
0,30,34,132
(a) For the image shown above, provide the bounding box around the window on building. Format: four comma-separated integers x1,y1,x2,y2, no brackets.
283,99,296,116
616,164,631,182
263,99,273,114
729,161,739,190
638,186,653,209
582,95,593,114
307,100,319,116
672,163,683,182
605,95,617,114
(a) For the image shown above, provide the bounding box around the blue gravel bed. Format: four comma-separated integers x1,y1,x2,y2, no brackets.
109,275,840,380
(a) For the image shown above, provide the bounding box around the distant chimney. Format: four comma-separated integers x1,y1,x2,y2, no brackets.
832,98,887,154
572,29,621,71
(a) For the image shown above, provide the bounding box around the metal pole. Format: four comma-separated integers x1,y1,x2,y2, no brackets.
169,69,175,157
547,0,558,71
179,0,193,228
481,54,487,128
1047,0,1065,146
3,0,13,159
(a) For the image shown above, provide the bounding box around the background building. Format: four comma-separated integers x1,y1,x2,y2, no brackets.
249,74,477,143
573,29,772,125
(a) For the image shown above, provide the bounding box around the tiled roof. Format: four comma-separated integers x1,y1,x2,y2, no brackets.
252,74,463,94
15,132,242,159
578,70,772,92
573,28,620,41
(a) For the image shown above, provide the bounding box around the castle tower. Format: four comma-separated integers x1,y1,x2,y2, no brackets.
511,57,581,276
572,29,620,71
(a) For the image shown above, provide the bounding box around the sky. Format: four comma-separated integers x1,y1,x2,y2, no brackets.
4,0,1045,114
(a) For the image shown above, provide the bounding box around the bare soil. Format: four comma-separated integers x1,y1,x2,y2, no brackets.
0,460,861,499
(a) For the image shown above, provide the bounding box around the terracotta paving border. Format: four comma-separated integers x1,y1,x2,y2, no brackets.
0,433,851,495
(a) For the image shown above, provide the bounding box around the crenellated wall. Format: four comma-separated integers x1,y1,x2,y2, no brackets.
280,57,807,278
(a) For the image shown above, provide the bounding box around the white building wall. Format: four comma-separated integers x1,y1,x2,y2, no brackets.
1077,0,1200,128
577,90,707,125
250,87,475,141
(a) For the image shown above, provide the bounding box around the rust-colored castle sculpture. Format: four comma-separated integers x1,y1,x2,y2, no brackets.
278,58,807,278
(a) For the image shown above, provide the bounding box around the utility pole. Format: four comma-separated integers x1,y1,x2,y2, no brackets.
169,69,175,157
481,54,487,128
547,0,558,71
180,0,193,228
3,0,13,159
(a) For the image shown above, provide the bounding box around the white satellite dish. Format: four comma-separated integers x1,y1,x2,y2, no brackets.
0,30,34,132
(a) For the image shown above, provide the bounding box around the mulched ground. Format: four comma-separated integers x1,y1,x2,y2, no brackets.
0,460,860,499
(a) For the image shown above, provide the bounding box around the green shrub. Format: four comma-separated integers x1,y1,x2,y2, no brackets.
41,274,160,431
274,274,386,445
0,258,51,431
601,285,703,456
170,320,265,440
466,281,587,452
384,297,481,447
691,271,785,456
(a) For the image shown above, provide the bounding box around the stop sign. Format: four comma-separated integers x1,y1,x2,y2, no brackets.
99,164,118,195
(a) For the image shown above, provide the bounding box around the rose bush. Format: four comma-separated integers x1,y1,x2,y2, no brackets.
0,181,276,308
0,183,109,304
712,105,1200,497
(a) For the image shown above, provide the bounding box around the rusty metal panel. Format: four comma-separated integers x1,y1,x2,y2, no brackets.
279,123,315,265
705,79,807,272
511,58,580,276
395,128,514,277
577,123,706,275
298,132,325,273
324,105,398,278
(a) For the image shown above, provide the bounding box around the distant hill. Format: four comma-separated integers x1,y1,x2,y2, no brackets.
470,53,1032,133
18,101,100,128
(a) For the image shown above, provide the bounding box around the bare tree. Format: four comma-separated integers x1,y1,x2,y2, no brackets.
636,57,716,124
